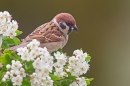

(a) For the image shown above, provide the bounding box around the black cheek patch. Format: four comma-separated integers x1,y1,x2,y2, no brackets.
59,22,66,29
68,27,72,34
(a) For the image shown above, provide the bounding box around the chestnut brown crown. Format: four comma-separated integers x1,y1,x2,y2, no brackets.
54,13,78,34
55,13,76,25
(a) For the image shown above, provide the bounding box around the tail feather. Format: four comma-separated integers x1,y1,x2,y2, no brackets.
8,42,28,52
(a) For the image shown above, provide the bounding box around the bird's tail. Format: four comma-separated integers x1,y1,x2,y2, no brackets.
8,42,28,52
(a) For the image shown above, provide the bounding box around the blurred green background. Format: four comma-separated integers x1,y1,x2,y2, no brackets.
1,0,130,86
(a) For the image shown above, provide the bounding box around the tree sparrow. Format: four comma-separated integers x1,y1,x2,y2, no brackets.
9,13,78,53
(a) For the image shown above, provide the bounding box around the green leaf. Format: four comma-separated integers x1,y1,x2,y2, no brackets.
0,53,11,65
58,48,62,53
49,74,61,81
66,72,77,79
1,40,9,49
22,78,31,86
65,75,77,80
3,50,12,54
0,50,21,65
86,78,94,85
1,82,8,86
12,37,21,45
15,30,22,36
6,80,13,86
10,51,21,61
53,81,62,86
61,79,73,86
61,74,76,86
0,71,5,81
1,36,21,49
85,54,91,62
3,50,21,61
2,37,14,46
24,61,35,74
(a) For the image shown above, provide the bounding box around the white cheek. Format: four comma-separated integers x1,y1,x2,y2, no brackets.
62,23,70,34
52,18,69,35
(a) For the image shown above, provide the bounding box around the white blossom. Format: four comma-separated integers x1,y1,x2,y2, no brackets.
2,37,90,86
76,77,87,86
73,49,84,55
11,75,23,86
56,59,66,66
33,74,42,85
6,64,11,69
67,49,90,77
27,39,40,49
20,39,54,85
70,81,78,86
0,11,18,38
3,11,12,21
3,75,9,79
54,51,67,60
54,68,63,76
69,56,77,66
33,58,42,68
6,71,10,75
10,70,15,74
2,78,6,82
70,77,87,86
19,68,26,77
2,60,26,86
45,78,53,86
11,60,22,70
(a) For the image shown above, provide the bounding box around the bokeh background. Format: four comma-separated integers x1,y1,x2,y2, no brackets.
1,0,130,86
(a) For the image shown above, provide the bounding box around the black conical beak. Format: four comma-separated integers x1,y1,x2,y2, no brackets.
72,25,78,31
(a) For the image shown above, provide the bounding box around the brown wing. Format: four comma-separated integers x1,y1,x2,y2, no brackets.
22,22,64,43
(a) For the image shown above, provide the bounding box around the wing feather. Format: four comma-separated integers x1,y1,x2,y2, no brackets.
23,22,64,43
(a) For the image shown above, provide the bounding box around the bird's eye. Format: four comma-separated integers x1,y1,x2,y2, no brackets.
66,22,71,26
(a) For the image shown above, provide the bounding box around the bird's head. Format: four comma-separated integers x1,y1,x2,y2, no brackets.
52,13,78,35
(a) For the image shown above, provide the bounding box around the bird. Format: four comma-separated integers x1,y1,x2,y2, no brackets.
9,13,78,53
